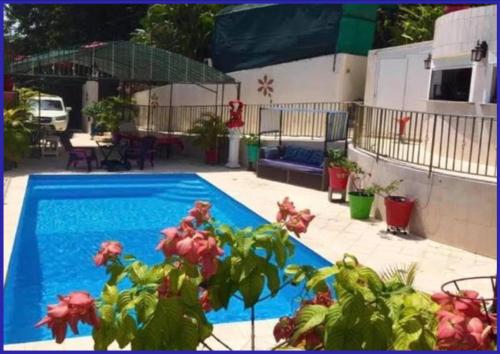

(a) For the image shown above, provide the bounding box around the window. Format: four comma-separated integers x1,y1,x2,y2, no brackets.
29,99,64,111
429,68,472,101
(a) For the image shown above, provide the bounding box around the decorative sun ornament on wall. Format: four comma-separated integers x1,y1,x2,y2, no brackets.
257,75,274,97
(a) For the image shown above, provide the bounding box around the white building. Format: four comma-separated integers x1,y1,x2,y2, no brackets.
364,5,497,116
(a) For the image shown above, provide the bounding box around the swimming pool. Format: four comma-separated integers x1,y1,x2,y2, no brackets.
4,174,331,344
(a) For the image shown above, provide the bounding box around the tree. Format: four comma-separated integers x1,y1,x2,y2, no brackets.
131,4,225,61
4,4,148,55
374,5,444,48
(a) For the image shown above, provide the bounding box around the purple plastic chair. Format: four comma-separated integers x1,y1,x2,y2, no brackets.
124,136,156,170
60,133,99,172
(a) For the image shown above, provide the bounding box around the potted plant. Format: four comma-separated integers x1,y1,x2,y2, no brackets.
188,113,228,164
242,134,259,169
372,179,415,234
83,96,137,141
347,163,379,220
326,149,356,202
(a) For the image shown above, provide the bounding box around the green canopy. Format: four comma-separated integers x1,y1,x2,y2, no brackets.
7,41,237,85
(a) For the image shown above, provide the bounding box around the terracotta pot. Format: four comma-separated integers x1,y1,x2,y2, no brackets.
205,148,218,164
384,196,415,228
328,166,349,191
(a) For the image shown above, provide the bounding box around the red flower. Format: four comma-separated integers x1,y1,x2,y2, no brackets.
285,209,315,237
273,316,295,342
36,291,100,344
94,241,122,266
156,202,224,280
189,201,212,225
276,197,297,222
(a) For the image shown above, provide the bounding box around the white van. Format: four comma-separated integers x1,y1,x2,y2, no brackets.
28,95,71,132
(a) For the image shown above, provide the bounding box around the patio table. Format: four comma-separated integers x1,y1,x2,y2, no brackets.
95,139,127,165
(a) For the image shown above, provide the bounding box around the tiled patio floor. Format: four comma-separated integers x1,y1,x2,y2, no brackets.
3,150,496,350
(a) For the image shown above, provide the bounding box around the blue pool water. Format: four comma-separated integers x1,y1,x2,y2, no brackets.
4,174,330,344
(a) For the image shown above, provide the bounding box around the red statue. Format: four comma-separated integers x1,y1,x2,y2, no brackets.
226,99,245,129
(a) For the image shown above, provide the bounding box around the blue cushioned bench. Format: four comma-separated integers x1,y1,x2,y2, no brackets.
256,145,328,190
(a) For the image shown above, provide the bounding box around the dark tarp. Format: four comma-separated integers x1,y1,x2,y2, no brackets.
213,4,378,73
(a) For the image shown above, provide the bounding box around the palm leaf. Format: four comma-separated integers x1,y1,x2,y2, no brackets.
379,263,417,286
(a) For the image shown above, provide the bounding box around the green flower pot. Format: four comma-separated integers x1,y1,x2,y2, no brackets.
247,144,259,163
349,192,374,220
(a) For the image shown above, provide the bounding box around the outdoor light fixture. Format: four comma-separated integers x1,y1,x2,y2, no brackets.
424,54,432,70
471,40,488,62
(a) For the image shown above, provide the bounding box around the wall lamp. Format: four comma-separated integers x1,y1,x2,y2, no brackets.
471,40,488,62
424,53,432,70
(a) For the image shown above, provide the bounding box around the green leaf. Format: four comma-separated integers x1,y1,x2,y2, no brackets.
358,266,384,293
263,263,280,295
239,253,258,282
239,272,264,308
306,266,338,291
92,321,116,350
99,304,115,323
118,290,134,311
128,261,149,285
292,304,328,342
115,314,137,348
180,278,199,307
135,291,158,323
179,316,200,350
135,297,183,349
272,237,286,267
102,284,119,305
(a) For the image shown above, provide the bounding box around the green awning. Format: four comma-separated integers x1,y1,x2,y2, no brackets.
7,41,237,85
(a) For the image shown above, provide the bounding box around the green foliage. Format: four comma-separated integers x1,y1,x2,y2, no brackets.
86,203,295,350
375,5,444,48
131,4,225,61
208,222,295,310
4,4,148,55
242,133,259,146
3,88,39,163
326,149,358,170
82,96,138,132
188,113,228,150
282,254,438,350
92,259,212,350
379,263,417,286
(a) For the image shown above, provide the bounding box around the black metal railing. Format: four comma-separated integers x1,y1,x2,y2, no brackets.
353,104,497,178
134,101,350,139
134,101,496,178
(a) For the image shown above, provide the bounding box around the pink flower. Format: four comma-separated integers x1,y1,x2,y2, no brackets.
189,201,212,224
276,197,297,222
156,227,182,258
285,209,315,237
180,216,196,236
36,291,100,344
94,241,122,266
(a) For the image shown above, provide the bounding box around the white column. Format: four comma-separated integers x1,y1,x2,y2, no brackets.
225,128,241,168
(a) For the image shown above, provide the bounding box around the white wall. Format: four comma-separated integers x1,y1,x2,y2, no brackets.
134,84,237,107
229,53,367,104
364,42,432,111
134,53,367,106
349,147,496,258
81,81,99,132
